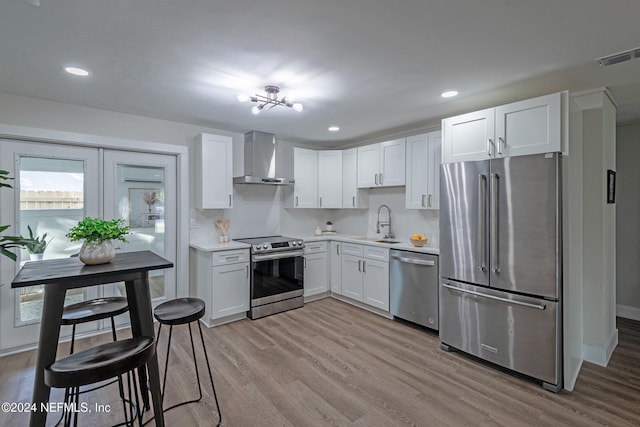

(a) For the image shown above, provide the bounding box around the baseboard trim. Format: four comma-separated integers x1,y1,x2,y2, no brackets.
616,304,640,321
582,328,619,367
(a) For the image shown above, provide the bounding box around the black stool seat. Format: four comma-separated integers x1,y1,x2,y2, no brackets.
62,297,129,325
45,337,155,389
154,298,205,325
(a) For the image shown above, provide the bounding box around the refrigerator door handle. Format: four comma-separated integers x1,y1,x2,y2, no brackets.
441,283,546,310
478,174,488,271
491,173,500,273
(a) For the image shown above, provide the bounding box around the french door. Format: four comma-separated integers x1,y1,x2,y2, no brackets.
0,141,176,352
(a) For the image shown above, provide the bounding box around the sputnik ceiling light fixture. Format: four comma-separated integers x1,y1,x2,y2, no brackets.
237,85,303,115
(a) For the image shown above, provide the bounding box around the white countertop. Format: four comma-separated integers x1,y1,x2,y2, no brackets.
190,234,438,255
298,234,439,255
189,239,250,252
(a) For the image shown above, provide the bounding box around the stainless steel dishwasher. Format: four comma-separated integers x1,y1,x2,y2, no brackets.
389,249,439,330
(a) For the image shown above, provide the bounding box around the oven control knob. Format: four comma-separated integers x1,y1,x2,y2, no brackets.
254,245,261,251
292,241,298,246
262,244,269,250
298,240,304,246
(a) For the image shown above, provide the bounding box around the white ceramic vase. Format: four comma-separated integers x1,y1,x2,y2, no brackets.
79,239,115,265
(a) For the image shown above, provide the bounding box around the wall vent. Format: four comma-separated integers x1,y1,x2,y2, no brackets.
595,47,640,67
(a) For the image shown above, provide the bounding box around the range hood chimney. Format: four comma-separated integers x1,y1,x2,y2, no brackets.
233,131,294,185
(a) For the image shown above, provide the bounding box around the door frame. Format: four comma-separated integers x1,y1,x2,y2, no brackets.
0,124,189,354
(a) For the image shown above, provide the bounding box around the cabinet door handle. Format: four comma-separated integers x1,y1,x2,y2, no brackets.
228,193,232,207
295,196,299,207
358,259,361,272
374,174,378,185
487,139,494,157
421,194,426,207
379,173,383,185
246,265,249,278
319,196,322,207
304,257,307,268
362,260,366,273
336,244,340,255
498,137,504,156
352,196,356,207
225,255,240,262
428,194,433,207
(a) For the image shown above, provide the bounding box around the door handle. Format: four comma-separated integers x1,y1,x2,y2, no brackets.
421,194,426,207
358,259,361,272
441,283,546,310
352,196,356,207
392,255,435,266
379,173,383,185
487,139,494,157
362,260,366,273
295,196,299,207
374,174,378,185
428,194,433,208
491,173,500,273
336,244,340,255
304,257,307,268
478,174,487,272
246,265,249,278
319,196,322,207
228,193,232,207
497,137,505,156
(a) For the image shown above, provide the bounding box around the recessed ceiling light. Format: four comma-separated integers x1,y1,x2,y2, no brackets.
441,90,459,98
64,67,90,77
328,126,340,132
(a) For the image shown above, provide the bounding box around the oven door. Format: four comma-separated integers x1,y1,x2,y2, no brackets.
251,250,304,306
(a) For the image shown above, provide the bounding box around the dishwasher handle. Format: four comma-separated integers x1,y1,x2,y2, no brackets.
391,254,436,266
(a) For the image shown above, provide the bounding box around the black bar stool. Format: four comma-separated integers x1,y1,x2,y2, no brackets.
62,296,129,354
45,336,155,427
154,298,222,426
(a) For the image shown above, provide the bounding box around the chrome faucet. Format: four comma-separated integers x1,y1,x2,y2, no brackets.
376,204,394,239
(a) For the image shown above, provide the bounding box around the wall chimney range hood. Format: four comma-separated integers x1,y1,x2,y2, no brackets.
233,131,294,185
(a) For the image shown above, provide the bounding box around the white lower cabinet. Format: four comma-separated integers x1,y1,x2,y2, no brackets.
330,241,342,294
339,243,389,311
304,242,328,297
191,248,250,327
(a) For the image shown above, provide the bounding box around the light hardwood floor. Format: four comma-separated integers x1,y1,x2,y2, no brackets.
1,298,639,426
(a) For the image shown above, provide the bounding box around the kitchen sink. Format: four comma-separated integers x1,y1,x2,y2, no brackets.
354,237,401,244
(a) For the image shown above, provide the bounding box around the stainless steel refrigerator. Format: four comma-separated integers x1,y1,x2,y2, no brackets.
439,153,562,392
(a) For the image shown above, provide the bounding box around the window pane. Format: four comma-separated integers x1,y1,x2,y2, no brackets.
17,157,87,325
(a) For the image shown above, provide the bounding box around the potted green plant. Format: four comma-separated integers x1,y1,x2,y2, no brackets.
326,220,334,231
0,170,33,261
66,217,130,265
24,225,51,261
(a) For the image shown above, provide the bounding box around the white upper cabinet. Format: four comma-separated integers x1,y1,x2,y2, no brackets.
495,92,562,158
442,91,566,163
406,131,441,210
318,150,343,208
291,147,318,208
194,133,233,209
357,138,406,188
342,148,368,209
379,139,406,186
442,108,495,164
357,144,380,187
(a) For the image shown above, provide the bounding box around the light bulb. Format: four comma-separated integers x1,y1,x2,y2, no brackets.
292,103,303,112
441,90,459,98
237,93,250,103
251,105,261,115
328,126,340,132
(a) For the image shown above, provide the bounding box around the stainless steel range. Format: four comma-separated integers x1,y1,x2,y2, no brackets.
234,236,305,319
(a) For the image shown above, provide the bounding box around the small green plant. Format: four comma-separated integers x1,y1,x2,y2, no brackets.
0,170,31,261
24,225,51,254
66,217,130,243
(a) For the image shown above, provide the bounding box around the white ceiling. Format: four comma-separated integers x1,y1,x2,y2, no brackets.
1,0,640,146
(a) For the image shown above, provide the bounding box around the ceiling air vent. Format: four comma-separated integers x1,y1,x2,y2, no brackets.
595,47,640,67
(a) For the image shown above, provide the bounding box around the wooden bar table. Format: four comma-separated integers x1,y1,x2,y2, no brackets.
11,250,172,427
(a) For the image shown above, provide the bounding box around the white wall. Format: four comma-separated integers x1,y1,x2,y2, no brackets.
616,120,640,320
